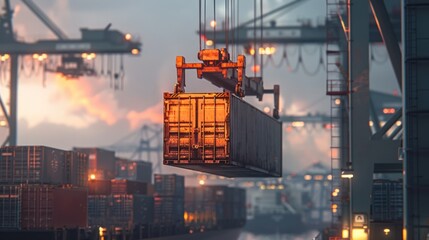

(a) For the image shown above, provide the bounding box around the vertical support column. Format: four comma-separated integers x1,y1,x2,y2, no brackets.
403,1,429,239
348,0,371,239
9,54,18,146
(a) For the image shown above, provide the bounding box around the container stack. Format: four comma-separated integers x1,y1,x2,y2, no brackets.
0,146,88,231
184,185,246,232
116,158,152,183
87,158,155,232
73,147,116,180
153,174,185,234
371,179,403,221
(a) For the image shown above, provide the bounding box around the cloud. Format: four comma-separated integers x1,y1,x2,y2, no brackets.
126,103,163,130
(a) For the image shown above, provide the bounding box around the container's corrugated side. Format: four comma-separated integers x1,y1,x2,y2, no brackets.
230,94,282,177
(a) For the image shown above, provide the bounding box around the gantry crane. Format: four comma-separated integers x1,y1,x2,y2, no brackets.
0,0,142,146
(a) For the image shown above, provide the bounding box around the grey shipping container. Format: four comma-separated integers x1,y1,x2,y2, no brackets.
65,151,88,187
154,174,184,197
73,147,116,180
371,179,403,221
110,194,154,228
154,196,184,225
0,185,21,229
163,92,282,177
115,158,152,183
0,146,66,185
88,195,110,227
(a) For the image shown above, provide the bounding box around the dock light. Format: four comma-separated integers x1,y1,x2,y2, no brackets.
327,174,332,180
251,64,260,73
341,170,354,179
304,175,312,181
384,228,390,235
125,33,132,41
249,48,256,55
0,54,10,61
131,48,139,55
342,228,349,238
210,20,217,28
334,98,341,105
205,40,213,46
291,121,305,128
263,107,270,113
383,107,396,114
90,174,96,180
199,179,205,185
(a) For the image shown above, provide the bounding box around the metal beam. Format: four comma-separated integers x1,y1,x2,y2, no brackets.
9,54,18,146
372,107,402,140
21,0,68,39
369,98,381,133
349,1,371,239
369,0,402,90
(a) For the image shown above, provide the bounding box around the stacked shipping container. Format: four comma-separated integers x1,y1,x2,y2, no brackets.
0,146,88,231
184,185,246,231
73,147,116,180
371,179,403,221
115,158,152,183
153,174,184,228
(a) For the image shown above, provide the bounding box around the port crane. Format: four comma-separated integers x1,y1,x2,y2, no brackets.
0,0,141,146
175,48,280,119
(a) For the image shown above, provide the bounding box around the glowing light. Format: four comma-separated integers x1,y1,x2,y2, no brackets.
184,211,188,221
251,65,260,73
384,228,391,235
205,40,213,46
210,20,217,28
131,48,139,55
81,53,88,59
334,188,340,193
291,121,305,128
314,175,324,181
0,120,7,127
369,121,374,127
277,185,284,190
90,174,96,180
0,54,10,61
32,54,39,59
332,191,338,197
327,174,332,180
332,208,337,213
341,171,353,179
124,33,132,41
304,175,312,181
249,48,256,55
396,121,402,126
199,179,205,185
332,204,338,209
352,228,368,239
383,107,396,114
342,229,349,238
263,107,270,113
334,98,341,105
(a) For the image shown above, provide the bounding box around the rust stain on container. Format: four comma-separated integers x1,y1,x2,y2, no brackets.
163,92,282,177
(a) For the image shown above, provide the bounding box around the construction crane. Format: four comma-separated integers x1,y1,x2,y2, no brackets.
0,0,142,146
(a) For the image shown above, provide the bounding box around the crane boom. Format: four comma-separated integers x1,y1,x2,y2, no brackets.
21,0,68,39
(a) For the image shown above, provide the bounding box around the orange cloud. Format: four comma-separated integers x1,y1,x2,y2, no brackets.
126,103,163,130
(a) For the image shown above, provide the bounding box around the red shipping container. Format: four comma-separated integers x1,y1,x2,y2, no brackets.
20,185,87,230
88,179,111,195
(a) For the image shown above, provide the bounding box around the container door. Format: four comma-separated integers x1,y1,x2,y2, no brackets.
197,96,229,162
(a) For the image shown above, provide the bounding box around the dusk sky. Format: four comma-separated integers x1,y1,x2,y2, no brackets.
0,0,399,172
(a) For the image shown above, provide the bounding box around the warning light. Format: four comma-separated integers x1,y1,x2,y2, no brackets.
383,108,396,114
131,49,139,55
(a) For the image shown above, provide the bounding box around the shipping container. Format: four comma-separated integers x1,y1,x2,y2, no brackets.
154,174,184,197
184,186,246,230
88,195,110,227
154,196,184,225
115,158,152,183
163,92,282,177
110,194,154,228
20,184,87,230
0,185,21,229
73,148,116,180
371,179,403,221
0,146,67,184
65,151,88,187
88,179,111,195
111,179,153,195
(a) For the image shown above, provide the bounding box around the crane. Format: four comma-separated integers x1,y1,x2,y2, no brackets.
0,0,142,146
